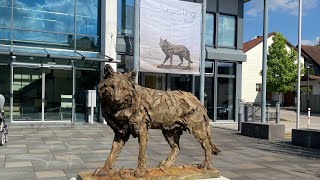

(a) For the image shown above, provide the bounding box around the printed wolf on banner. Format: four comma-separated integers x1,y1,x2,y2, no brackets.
139,0,201,74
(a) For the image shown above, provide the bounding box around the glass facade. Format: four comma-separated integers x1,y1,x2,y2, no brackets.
205,13,214,45
117,0,134,35
218,15,236,47
0,0,99,51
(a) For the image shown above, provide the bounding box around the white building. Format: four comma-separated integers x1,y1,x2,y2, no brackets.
241,32,305,106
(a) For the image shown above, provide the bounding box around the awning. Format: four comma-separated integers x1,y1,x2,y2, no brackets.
0,45,113,62
206,47,247,62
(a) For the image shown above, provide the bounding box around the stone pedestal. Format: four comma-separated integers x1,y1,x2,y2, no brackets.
78,165,220,180
292,129,320,149
241,122,285,140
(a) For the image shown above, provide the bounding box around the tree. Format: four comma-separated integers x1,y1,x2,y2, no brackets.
267,32,300,102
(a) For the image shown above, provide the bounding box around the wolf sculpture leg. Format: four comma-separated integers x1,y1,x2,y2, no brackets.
178,56,184,66
162,55,170,65
135,123,148,177
93,132,130,176
159,129,182,167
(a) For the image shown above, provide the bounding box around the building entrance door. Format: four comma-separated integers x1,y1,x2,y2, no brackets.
12,63,73,122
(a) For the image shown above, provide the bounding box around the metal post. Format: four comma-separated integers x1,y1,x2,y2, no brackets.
296,0,302,129
200,0,207,104
276,102,280,123
133,0,140,83
9,62,13,123
41,71,45,122
266,105,269,122
307,65,310,111
307,108,310,128
261,0,268,123
72,60,76,123
238,100,244,131
252,106,256,121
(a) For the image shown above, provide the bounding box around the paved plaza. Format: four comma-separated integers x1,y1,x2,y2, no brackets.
0,123,319,180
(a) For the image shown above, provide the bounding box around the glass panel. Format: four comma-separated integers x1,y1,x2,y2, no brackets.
75,36,98,51
13,0,74,33
217,77,235,120
0,45,10,53
13,30,74,48
170,74,192,92
76,0,98,36
0,65,10,119
195,76,214,120
205,13,214,45
117,0,134,35
218,62,235,75
75,69,99,122
77,51,104,59
13,67,42,121
0,28,11,45
46,49,81,58
44,69,72,121
13,46,47,55
205,61,214,73
218,15,236,47
0,0,11,28
142,73,166,90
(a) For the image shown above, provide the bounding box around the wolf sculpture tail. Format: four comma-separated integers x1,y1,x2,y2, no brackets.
204,115,221,155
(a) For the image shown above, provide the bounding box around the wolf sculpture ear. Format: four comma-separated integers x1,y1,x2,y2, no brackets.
127,70,136,84
103,64,115,79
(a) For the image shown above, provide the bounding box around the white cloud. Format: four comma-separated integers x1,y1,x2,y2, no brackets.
302,37,320,45
246,0,317,17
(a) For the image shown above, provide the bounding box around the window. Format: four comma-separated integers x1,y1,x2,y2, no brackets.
118,0,134,35
205,13,214,45
0,0,99,51
256,83,261,91
218,14,236,47
218,62,235,75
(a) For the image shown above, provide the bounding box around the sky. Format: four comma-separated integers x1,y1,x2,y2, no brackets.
244,0,320,46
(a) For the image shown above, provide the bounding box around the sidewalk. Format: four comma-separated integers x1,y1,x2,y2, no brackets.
0,123,319,180
214,109,320,133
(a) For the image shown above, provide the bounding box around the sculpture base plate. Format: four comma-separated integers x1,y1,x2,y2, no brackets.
157,64,191,70
78,165,220,180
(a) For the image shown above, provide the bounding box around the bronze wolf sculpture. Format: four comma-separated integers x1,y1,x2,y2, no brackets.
93,64,220,177
159,38,193,66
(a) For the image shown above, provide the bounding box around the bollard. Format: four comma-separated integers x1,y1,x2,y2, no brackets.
276,102,280,123
307,107,311,128
238,99,244,131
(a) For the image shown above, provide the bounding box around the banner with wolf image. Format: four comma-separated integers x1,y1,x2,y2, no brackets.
140,0,201,74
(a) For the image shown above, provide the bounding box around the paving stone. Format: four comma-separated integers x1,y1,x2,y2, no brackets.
35,170,66,178
5,161,32,168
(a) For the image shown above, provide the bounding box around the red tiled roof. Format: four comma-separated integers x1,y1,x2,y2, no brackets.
301,45,320,66
243,32,275,52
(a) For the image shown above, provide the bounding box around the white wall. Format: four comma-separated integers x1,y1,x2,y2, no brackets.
242,35,305,103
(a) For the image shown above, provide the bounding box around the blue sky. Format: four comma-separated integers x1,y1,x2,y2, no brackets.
244,0,320,46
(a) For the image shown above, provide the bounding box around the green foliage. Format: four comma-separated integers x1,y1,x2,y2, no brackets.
267,32,300,94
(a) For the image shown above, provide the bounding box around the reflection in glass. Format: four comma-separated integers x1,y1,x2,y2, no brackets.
76,36,98,51
0,1,11,27
13,0,74,33
218,62,235,75
205,61,214,73
170,74,192,92
76,0,98,36
142,73,166,90
195,76,214,120
118,0,134,35
45,69,73,121
0,65,10,119
13,67,42,121
218,15,236,47
217,77,235,120
205,13,214,45
13,30,74,48
75,69,99,122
